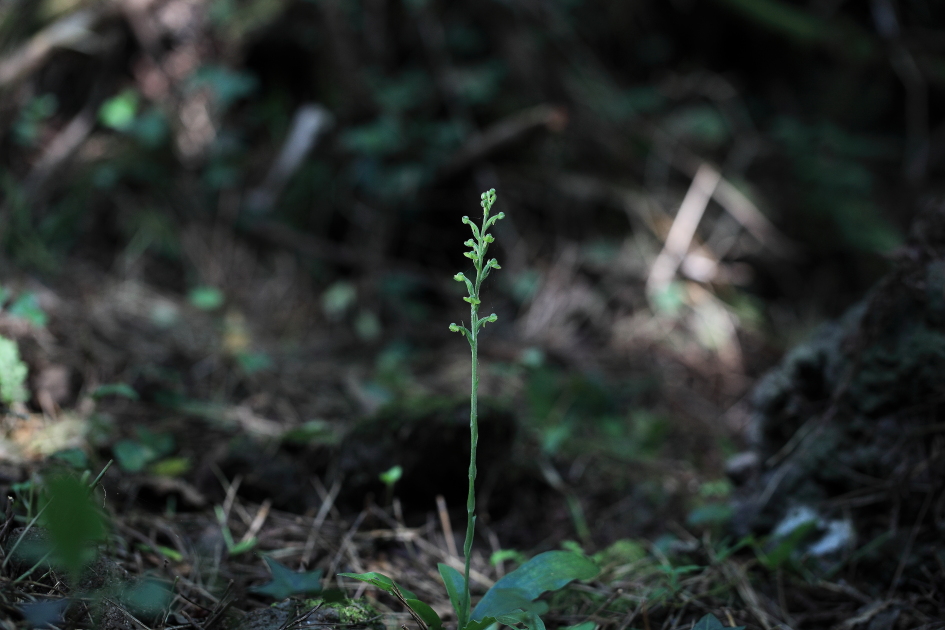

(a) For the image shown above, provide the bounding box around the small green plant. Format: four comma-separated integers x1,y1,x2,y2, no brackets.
341,190,598,630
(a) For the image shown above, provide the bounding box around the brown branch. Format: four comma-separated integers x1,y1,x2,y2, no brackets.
0,7,113,88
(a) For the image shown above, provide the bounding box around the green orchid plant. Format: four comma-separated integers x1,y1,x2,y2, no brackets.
341,190,599,630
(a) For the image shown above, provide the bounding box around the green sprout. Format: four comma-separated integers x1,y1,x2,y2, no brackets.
379,464,403,504
341,190,598,630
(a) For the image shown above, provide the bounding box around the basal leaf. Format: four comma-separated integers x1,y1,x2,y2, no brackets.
471,551,598,621
463,616,497,630
438,563,467,623
406,598,442,630
339,571,395,591
338,572,418,599
472,588,535,620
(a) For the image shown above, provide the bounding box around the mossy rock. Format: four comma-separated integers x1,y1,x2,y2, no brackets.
224,597,382,630
734,200,945,590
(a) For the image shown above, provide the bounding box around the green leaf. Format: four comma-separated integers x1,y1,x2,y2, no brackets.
113,440,156,473
339,571,394,590
121,578,173,617
99,90,139,131
251,557,323,600
438,563,467,623
228,537,257,555
8,293,47,327
472,551,598,621
477,588,536,619
91,383,139,400
237,351,273,374
50,448,89,469
40,473,106,577
406,598,442,630
379,465,403,487
150,456,191,477
188,286,225,311
464,616,497,630
339,571,418,599
693,613,744,630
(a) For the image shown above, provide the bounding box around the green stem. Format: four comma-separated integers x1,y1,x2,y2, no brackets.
463,299,478,629
452,190,501,630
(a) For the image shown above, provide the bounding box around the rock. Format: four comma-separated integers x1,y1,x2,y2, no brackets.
734,199,945,593
724,451,759,484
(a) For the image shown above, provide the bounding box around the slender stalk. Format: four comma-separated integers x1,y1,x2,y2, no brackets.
463,300,478,628
449,189,503,630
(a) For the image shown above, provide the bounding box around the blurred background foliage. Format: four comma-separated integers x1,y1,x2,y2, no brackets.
0,0,943,537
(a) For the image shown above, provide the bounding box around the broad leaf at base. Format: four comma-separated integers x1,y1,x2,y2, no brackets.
471,551,599,621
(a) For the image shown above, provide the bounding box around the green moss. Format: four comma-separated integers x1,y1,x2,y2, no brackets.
303,598,377,625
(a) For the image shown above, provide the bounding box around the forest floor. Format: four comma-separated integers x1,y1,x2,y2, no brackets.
2,0,945,627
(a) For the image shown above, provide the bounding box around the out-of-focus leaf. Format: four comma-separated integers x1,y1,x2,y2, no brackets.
322,281,357,318
41,474,106,577
99,90,139,131
92,383,139,400
121,578,173,617
342,117,405,157
150,457,191,477
686,503,734,528
19,599,69,627
8,292,47,327
379,465,402,487
191,65,258,111
236,351,272,374
188,286,225,311
50,448,88,469
252,557,323,600
113,440,154,473
693,613,745,630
